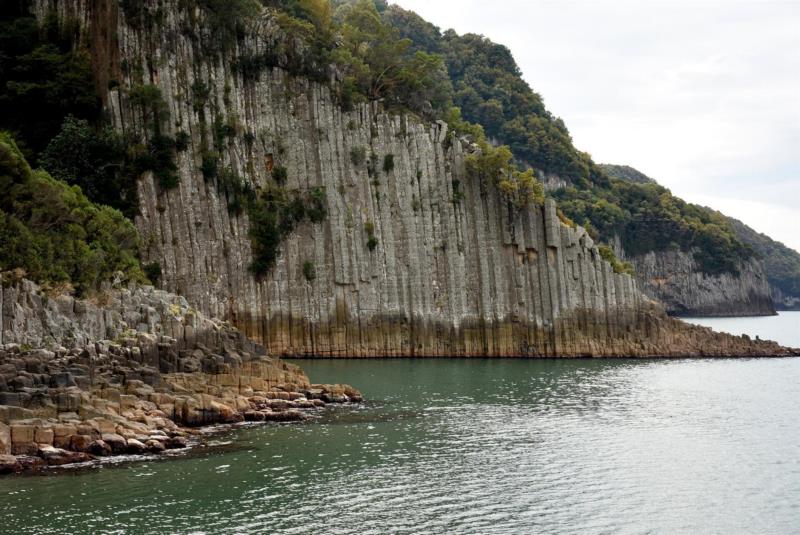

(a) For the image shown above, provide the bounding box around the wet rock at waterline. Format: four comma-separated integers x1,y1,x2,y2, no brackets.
0,279,361,475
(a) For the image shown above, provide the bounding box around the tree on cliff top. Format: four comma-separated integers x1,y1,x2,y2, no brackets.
329,0,451,115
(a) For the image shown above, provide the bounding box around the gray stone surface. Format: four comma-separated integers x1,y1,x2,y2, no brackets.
621,247,775,317
27,0,795,357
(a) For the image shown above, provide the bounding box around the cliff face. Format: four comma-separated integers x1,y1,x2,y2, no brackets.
618,246,775,317
32,1,791,357
726,217,800,310
594,164,778,317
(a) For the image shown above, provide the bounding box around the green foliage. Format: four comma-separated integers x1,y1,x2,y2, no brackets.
302,260,316,281
383,153,394,174
175,131,191,152
0,133,145,294
119,0,168,30
451,179,464,204
246,1,450,117
465,140,544,208
553,178,752,275
143,261,162,285
40,116,138,216
201,151,219,180
364,220,378,251
598,245,634,275
272,165,288,184
350,146,366,166
216,166,255,215
128,84,169,133
248,185,328,277
191,80,211,112
0,9,101,161
332,0,451,116
598,164,655,185
306,187,327,222
213,114,237,149
130,134,180,189
196,0,261,53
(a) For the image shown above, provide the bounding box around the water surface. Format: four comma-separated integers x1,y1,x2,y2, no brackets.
681,310,800,348
2,355,799,534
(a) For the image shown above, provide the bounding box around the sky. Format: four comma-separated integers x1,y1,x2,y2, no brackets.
390,0,800,251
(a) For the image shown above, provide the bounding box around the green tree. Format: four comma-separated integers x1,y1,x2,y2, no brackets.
40,117,137,216
0,133,146,294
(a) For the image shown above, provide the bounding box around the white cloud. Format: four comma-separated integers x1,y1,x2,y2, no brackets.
390,0,800,251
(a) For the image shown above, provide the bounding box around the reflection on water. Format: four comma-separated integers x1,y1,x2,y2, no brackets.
2,357,800,534
681,310,800,348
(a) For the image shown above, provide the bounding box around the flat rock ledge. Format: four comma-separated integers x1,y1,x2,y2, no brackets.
0,338,361,475
0,279,361,475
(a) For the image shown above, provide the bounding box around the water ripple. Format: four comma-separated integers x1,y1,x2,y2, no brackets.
2,358,800,534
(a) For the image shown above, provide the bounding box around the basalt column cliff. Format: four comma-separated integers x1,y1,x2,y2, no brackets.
32,0,792,358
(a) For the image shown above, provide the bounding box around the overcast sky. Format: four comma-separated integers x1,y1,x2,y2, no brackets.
391,0,800,251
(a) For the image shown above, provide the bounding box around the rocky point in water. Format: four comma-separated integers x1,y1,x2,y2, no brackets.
0,275,361,475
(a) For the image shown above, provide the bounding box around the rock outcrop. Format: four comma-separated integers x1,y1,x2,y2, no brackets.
598,165,782,316
616,246,775,317
0,276,361,474
26,0,796,357
726,216,800,311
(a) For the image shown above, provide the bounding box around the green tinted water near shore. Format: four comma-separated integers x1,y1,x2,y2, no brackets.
3,356,800,534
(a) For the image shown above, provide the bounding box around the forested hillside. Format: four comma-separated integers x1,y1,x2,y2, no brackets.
0,0,789,311
602,163,800,309
379,2,755,277
727,218,800,309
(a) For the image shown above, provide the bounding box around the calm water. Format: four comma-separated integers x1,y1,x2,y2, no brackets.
681,310,800,348
3,341,800,533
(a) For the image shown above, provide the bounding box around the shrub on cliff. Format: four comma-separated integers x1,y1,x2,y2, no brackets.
0,133,146,294
248,185,328,278
598,245,634,276
465,141,545,208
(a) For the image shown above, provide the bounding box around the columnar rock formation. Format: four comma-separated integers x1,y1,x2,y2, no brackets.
596,167,778,316
618,247,775,317
29,0,795,357
0,275,361,474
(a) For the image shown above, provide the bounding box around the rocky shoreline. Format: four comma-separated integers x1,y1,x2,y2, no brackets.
1,276,796,477
0,373,360,476
0,278,361,476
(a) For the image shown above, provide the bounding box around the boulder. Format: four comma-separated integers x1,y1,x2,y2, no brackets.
52,424,78,449
16,455,45,472
34,427,54,446
10,424,37,455
49,372,76,388
125,439,147,455
244,410,266,422
38,445,92,466
0,454,20,475
100,433,127,454
69,434,93,453
87,440,112,456
145,439,166,453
